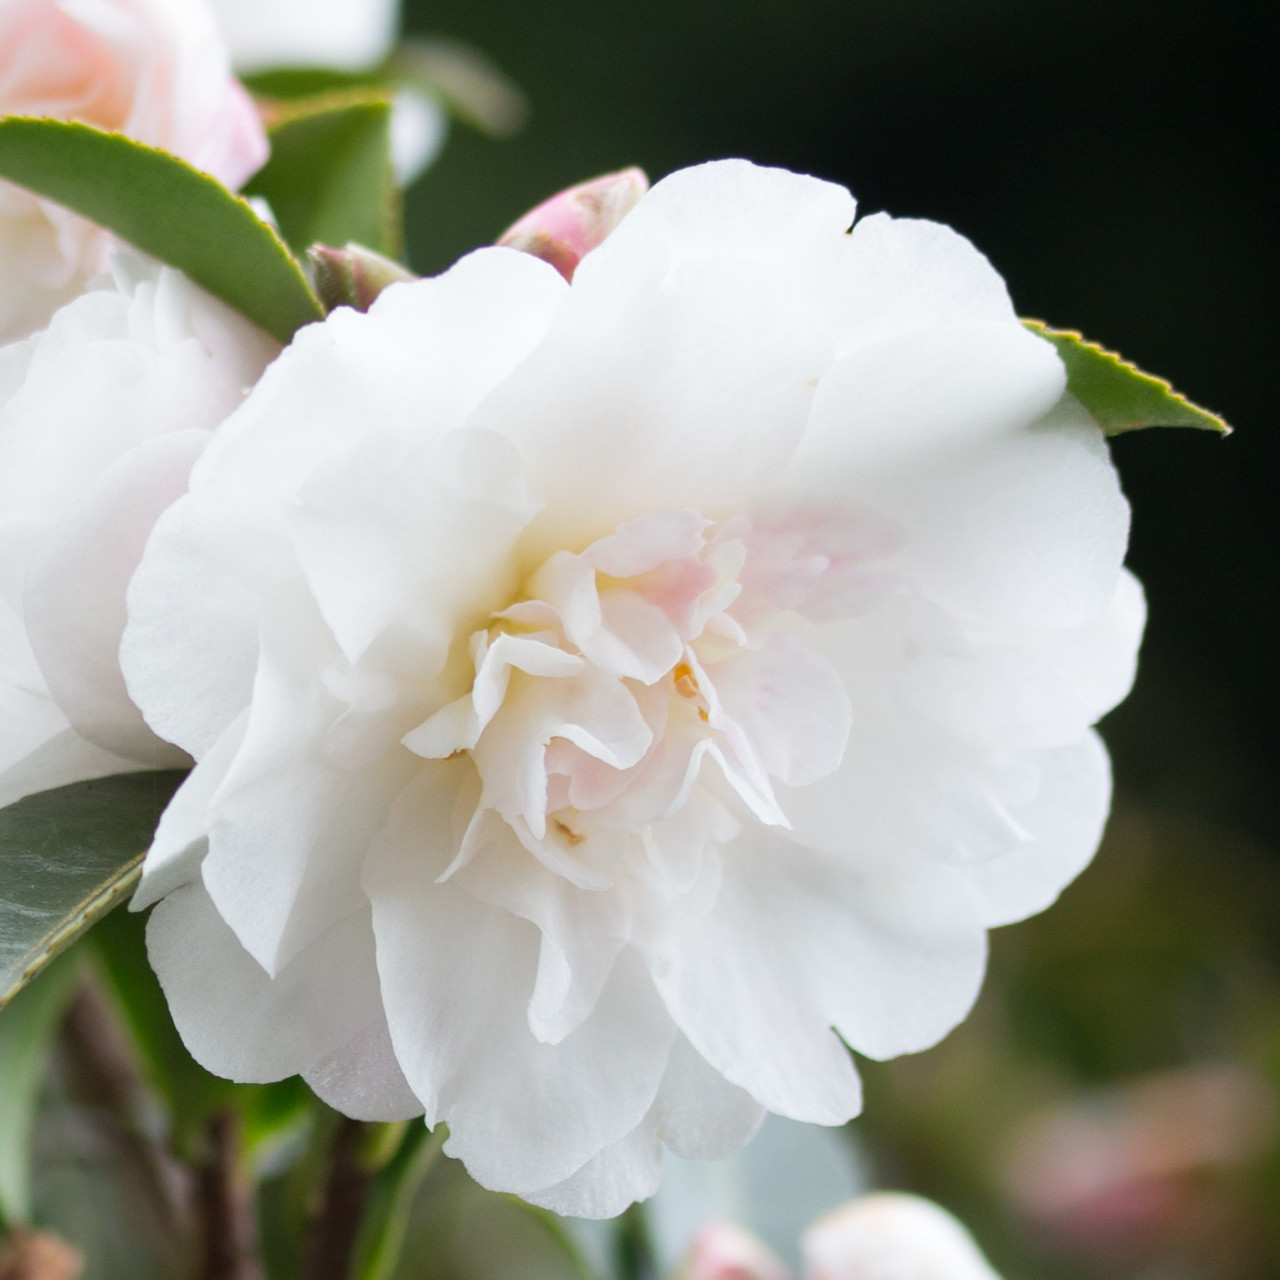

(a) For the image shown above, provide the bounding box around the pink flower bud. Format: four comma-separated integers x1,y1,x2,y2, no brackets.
802,1195,1003,1280
677,1221,793,1280
497,167,648,281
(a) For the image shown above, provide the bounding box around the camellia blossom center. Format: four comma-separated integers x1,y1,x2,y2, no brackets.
402,504,873,896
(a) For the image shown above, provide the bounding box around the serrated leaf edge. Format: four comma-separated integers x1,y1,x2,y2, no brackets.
1023,318,1230,436
0,115,325,340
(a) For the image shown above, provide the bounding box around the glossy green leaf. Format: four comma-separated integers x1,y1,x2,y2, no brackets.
0,949,83,1226
1024,320,1229,436
246,91,399,259
0,116,323,342
0,771,186,1011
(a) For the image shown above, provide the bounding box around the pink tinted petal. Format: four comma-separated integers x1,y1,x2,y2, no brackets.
708,634,851,788
499,168,650,283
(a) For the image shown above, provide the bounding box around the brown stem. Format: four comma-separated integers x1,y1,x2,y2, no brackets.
198,1112,263,1280
301,1119,371,1280
60,976,192,1236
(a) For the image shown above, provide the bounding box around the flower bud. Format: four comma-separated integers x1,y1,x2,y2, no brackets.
801,1194,1003,1280
677,1221,793,1280
497,167,648,281
308,243,418,313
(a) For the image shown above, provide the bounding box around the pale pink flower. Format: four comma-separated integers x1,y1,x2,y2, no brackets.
0,254,279,808
121,160,1143,1217
0,0,268,341
680,1221,792,1280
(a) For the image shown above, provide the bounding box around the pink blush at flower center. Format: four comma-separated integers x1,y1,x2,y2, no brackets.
402,504,874,890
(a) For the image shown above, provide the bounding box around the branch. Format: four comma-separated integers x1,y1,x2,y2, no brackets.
301,1119,371,1280
198,1112,264,1280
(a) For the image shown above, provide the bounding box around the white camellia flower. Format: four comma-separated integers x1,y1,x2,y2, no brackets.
121,160,1144,1218
0,254,279,809
0,0,268,343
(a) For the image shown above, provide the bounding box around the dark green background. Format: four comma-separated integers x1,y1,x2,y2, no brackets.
402,0,1277,843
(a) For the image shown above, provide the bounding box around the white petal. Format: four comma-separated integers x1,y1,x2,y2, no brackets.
874,397,1131,630
822,213,1018,355
654,831,988,1117
892,569,1146,750
651,845,863,1125
25,431,206,765
365,766,676,1195
781,587,1132,866
146,882,386,1083
132,711,249,911
0,725,150,811
578,160,856,284
188,249,564,594
121,494,261,759
303,1014,424,1123
525,1121,663,1220
784,322,1066,510
652,1034,766,1161
211,0,399,72
448,807,632,1044
707,634,852,788
200,596,416,974
960,731,1113,927
479,251,830,558
286,426,539,669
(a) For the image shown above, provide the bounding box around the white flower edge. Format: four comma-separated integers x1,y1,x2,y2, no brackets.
0,255,279,809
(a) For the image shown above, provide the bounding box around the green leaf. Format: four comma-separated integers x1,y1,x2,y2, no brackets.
246,91,399,260
349,1126,445,1280
1023,320,1229,436
0,771,186,1011
244,68,376,99
0,949,83,1226
0,116,324,342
